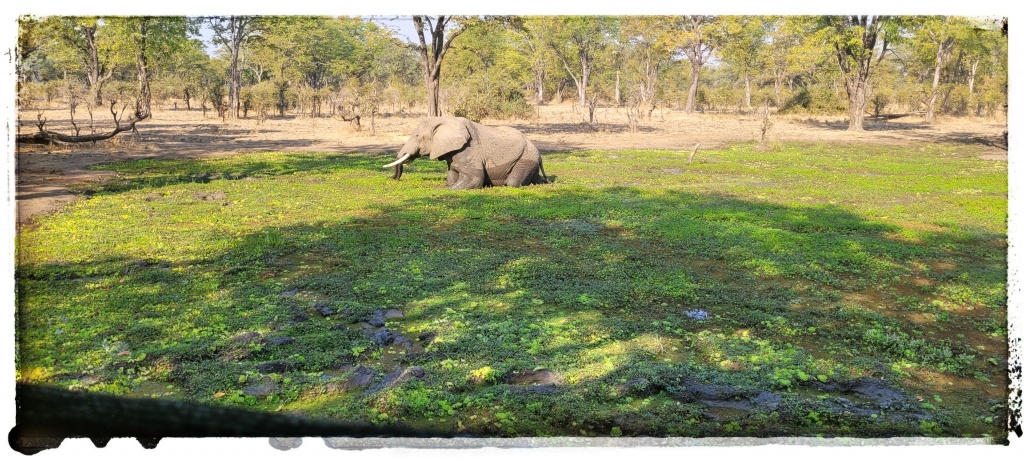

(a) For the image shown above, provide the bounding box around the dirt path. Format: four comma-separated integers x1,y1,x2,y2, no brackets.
14,104,1007,227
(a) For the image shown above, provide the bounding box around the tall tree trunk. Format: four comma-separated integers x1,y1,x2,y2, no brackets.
549,31,592,120
614,70,621,107
925,38,952,123
685,64,701,113
744,71,752,111
676,16,713,115
534,67,545,105
641,57,658,119
412,16,467,118
967,58,980,114
846,80,870,131
575,49,590,110
78,24,111,106
425,73,441,117
773,74,782,107
229,50,241,118
211,16,254,120
135,18,152,119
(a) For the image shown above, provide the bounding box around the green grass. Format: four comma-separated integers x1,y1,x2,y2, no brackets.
16,143,1008,439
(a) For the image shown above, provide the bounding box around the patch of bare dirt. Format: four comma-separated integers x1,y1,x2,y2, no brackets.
13,103,1007,226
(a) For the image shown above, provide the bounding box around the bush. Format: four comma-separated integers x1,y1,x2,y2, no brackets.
445,73,534,121
240,81,279,120
779,85,847,115
100,81,140,108
17,81,52,108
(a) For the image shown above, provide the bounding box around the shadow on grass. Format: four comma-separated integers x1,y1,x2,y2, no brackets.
80,152,400,195
16,176,1008,438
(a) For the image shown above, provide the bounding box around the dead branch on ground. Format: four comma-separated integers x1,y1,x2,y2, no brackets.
687,143,701,164
17,101,150,145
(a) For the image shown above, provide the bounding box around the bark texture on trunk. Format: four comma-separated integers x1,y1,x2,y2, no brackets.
685,65,700,113
846,81,870,131
534,67,545,105
135,18,152,120
614,70,620,107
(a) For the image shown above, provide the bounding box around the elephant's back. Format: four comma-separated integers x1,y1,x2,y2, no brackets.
472,125,529,153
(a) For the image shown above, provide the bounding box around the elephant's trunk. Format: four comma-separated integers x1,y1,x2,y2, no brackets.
392,164,403,180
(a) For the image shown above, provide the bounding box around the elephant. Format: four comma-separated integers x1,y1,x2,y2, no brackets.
383,117,548,189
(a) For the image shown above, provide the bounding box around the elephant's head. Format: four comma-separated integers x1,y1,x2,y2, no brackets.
384,117,471,179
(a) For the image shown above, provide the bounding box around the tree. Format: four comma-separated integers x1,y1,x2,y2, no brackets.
662,16,719,113
242,17,416,120
819,16,902,131
717,16,769,111
960,23,1007,116
245,16,304,116
512,18,558,105
161,38,211,110
619,16,672,118
208,16,261,118
440,19,532,120
906,16,973,122
40,17,115,106
410,15,475,117
765,16,826,107
537,16,613,123
106,17,192,119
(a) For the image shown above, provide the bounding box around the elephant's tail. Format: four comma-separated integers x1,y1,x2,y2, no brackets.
537,157,550,184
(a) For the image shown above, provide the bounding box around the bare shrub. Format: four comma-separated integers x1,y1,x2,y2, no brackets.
756,103,778,151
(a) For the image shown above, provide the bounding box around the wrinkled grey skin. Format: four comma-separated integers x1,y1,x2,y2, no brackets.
387,117,547,189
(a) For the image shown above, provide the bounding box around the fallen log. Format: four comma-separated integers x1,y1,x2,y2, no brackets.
17,102,149,145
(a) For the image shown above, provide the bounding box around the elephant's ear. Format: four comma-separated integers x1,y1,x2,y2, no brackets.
429,119,471,160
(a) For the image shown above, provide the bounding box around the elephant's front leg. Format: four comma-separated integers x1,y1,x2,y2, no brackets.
449,171,485,190
448,158,486,190
446,168,460,186
445,159,459,186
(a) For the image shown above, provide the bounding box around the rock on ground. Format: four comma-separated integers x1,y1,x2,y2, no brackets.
364,366,426,395
505,369,562,386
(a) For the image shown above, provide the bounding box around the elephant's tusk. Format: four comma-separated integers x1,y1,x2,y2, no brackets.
383,153,413,169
